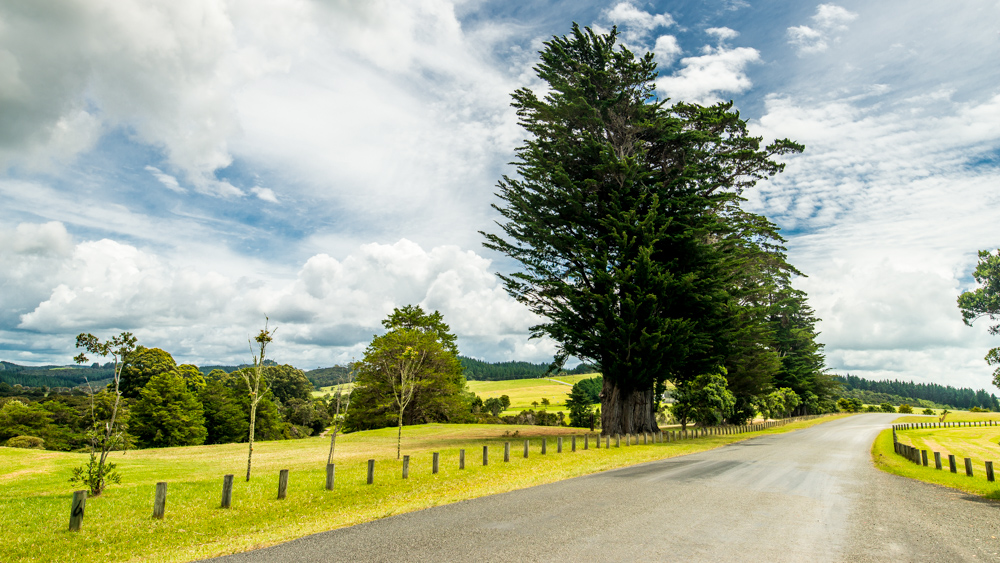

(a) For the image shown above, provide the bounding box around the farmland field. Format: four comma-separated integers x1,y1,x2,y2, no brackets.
0,415,841,562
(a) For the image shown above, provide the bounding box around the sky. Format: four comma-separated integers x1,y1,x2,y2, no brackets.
1,0,999,391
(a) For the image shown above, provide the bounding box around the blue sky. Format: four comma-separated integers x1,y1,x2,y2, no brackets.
1,0,999,390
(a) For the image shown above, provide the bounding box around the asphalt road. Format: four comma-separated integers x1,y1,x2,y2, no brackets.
204,415,1000,562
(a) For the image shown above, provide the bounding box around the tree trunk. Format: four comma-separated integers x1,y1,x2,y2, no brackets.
600,378,659,436
246,401,257,481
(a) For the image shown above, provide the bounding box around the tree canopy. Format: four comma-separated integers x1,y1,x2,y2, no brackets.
958,249,1000,385
346,306,470,431
484,24,807,434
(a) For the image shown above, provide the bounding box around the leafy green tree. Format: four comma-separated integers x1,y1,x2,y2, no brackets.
176,364,206,393
483,25,802,436
346,307,470,451
671,370,736,428
266,364,313,403
130,370,207,448
565,376,602,427
483,397,504,417
958,249,1000,385
199,379,248,445
898,403,913,414
120,347,176,399
499,395,511,410
922,408,935,415
880,402,896,413
0,400,55,443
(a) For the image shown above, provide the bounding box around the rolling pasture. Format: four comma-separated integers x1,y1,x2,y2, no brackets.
0,415,837,562
874,412,1000,498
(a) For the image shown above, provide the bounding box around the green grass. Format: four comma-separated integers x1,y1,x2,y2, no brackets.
0,415,846,562
872,421,1000,499
894,410,1000,423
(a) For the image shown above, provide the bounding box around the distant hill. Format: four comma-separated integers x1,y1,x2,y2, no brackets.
305,365,353,388
459,356,598,381
0,361,114,388
834,374,1000,411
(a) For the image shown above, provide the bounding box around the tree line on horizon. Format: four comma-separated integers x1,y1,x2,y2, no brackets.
833,374,1000,411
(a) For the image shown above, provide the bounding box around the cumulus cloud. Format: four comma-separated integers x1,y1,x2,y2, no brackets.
5,227,544,366
604,1,674,43
788,4,859,54
656,43,760,105
653,35,683,66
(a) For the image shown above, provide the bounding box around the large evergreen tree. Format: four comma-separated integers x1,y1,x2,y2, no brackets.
484,25,802,434
130,370,207,448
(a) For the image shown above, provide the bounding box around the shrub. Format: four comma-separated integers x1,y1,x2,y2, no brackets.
865,405,880,413
879,403,895,413
922,408,935,415
970,406,989,413
5,435,44,449
898,403,913,414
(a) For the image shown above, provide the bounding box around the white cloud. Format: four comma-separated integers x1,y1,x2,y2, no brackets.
6,227,545,366
605,2,674,43
250,186,277,203
653,35,683,66
656,45,760,105
706,27,739,42
748,90,1000,389
788,4,859,54
144,166,185,193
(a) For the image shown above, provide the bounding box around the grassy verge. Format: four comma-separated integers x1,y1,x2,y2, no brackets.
871,424,1000,499
1,415,846,563
893,411,1000,423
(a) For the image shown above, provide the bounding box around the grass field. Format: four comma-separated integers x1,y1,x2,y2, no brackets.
872,415,1000,499
0,414,845,562
315,374,604,414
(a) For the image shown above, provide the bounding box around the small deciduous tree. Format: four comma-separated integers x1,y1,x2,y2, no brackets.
241,318,275,481
898,403,913,414
72,331,138,495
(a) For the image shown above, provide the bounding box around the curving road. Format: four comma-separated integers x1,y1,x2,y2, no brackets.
205,415,1000,562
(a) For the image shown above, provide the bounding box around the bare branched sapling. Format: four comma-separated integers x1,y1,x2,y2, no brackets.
326,362,357,465
385,345,425,460
243,318,275,482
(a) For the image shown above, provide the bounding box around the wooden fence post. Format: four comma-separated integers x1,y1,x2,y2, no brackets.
616,434,621,447
483,446,488,466
220,474,234,509
326,464,335,490
433,452,440,474
572,435,577,452
921,450,928,466
605,435,610,448
504,442,510,462
69,490,87,531
949,454,957,473
524,440,529,458
153,482,167,519
367,459,375,484
584,434,589,450
595,434,600,448
403,455,410,479
277,469,289,500
541,438,547,455
965,457,974,477
987,461,995,482
934,452,942,470
558,437,563,453
460,449,465,470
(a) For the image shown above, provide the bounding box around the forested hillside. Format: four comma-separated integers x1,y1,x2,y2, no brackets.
0,361,114,389
459,357,597,381
834,374,999,411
